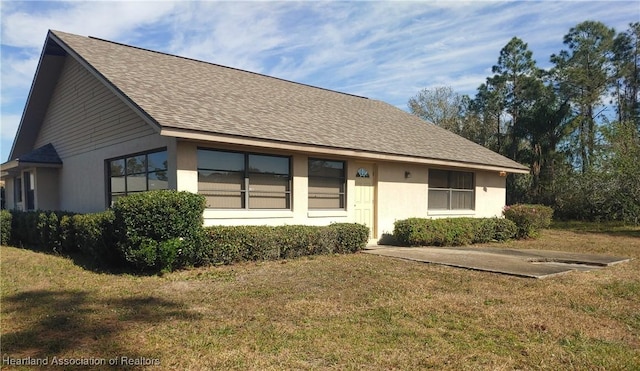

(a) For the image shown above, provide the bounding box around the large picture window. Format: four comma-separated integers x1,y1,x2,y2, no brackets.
308,159,346,209
108,149,168,205
197,149,291,209
428,169,474,210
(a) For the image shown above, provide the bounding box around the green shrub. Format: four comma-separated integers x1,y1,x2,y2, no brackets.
10,210,41,246
329,223,370,253
203,226,253,265
69,211,116,264
393,217,517,246
38,212,63,252
276,225,328,258
112,190,206,271
488,218,518,242
393,217,472,246
203,225,316,264
60,215,75,251
203,223,369,265
0,210,11,245
9,210,74,250
503,204,553,239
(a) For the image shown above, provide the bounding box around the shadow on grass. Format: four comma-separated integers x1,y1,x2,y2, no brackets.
1,289,201,366
552,221,640,238
7,244,160,276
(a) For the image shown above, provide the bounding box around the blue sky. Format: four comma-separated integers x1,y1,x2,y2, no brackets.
1,1,638,162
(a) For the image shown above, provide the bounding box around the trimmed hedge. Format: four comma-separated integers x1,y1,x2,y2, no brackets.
63,211,116,264
111,190,206,272
5,191,369,273
1,210,11,245
503,204,553,239
203,223,369,265
393,217,517,247
331,223,371,253
9,210,75,249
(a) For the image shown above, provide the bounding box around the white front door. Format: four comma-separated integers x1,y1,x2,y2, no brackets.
354,163,375,239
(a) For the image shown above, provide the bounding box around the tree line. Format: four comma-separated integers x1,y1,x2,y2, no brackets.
409,21,639,223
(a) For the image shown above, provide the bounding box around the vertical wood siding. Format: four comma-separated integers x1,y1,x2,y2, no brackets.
35,57,156,158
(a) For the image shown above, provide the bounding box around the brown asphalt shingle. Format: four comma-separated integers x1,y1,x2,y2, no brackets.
51,30,528,171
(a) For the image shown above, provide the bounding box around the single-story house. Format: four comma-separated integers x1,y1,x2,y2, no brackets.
1,30,529,241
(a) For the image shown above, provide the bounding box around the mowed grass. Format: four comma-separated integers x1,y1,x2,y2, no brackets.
1,223,639,370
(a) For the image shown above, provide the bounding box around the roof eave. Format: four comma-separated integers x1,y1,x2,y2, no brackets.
0,159,63,179
161,127,530,174
7,31,66,161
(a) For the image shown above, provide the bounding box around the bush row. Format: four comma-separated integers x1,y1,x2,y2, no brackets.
392,204,554,247
503,204,553,239
203,223,369,265
6,190,369,273
393,217,518,246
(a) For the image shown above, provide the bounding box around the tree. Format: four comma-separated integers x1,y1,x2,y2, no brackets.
612,22,640,133
468,81,505,154
407,20,639,223
490,37,542,161
518,83,572,203
550,21,616,173
407,86,499,151
408,86,464,134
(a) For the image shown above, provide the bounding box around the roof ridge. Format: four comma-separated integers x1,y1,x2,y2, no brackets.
85,34,369,100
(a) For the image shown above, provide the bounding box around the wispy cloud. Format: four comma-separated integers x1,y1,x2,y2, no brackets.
1,1,179,48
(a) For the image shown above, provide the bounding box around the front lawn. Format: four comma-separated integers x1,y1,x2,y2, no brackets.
1,223,638,370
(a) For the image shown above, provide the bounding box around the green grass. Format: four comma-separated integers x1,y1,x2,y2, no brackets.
1,222,639,370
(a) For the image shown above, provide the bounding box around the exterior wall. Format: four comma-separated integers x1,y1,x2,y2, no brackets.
34,167,60,210
377,165,507,237
34,57,157,158
4,178,16,210
176,141,508,240
377,162,429,237
30,55,173,213
472,171,507,217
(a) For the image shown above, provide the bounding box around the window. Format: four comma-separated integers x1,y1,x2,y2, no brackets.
198,149,291,209
24,171,34,210
428,169,474,210
308,159,346,209
107,149,168,205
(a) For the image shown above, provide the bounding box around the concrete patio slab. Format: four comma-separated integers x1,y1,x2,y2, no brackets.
363,246,630,278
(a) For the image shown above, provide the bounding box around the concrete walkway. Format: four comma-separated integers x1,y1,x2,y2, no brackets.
363,245,630,278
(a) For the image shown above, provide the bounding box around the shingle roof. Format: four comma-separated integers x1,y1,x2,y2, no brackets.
17,143,62,164
50,30,528,172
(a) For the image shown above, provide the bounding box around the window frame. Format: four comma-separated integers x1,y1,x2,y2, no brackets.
106,148,168,206
428,169,475,211
197,148,292,210
308,158,347,210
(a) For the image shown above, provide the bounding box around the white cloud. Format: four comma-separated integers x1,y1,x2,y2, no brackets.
1,113,21,142
1,1,179,48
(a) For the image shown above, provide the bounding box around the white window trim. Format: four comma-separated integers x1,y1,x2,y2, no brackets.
203,209,294,220
427,210,476,217
307,210,349,218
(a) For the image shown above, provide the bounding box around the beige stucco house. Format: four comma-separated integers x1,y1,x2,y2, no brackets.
1,30,528,241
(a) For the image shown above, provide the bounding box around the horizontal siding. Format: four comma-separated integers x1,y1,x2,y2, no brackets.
35,57,156,158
